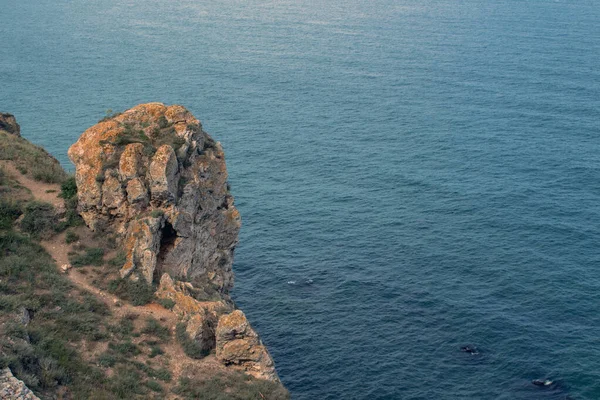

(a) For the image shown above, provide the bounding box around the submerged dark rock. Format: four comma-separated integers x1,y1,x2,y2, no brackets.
532,378,553,387
460,345,479,355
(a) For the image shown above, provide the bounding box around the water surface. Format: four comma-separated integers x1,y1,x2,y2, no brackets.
1,0,600,398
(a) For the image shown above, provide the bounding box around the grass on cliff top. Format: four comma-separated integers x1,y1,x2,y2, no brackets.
0,227,177,399
0,130,67,184
0,229,110,397
174,372,290,400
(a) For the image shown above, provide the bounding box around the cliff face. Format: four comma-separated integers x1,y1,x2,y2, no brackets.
68,103,240,294
68,103,279,382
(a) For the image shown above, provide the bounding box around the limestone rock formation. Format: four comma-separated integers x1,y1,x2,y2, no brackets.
216,310,278,382
69,103,279,382
68,103,241,294
0,369,39,400
0,113,20,136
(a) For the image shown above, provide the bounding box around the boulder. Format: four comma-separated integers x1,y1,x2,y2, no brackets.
185,311,216,355
0,113,20,136
216,310,279,382
0,368,39,400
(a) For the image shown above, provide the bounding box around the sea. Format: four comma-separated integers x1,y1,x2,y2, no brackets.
1,0,599,398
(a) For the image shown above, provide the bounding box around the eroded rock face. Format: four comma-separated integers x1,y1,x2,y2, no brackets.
0,368,39,400
0,113,20,136
68,103,241,294
155,273,232,316
216,310,279,382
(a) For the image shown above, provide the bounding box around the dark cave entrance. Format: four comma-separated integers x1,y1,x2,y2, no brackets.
155,221,178,281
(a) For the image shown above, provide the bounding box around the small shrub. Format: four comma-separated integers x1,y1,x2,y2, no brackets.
0,199,21,229
108,341,141,358
157,116,170,129
146,380,163,393
65,230,79,244
149,345,164,358
56,195,84,231
98,109,122,123
156,297,175,310
149,367,171,382
108,365,147,398
59,176,77,200
186,123,200,133
141,317,170,341
69,247,104,267
19,201,56,238
109,316,136,337
98,352,117,367
150,209,164,218
108,278,154,306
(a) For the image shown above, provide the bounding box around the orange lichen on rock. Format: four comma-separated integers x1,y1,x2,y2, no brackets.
68,103,240,292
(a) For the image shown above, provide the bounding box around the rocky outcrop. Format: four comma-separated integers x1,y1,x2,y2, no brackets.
0,369,39,400
69,103,279,382
68,103,241,294
0,113,20,136
216,310,278,381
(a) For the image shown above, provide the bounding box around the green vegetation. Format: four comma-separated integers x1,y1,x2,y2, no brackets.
141,317,170,341
57,175,84,231
19,201,57,239
173,373,290,400
150,209,164,218
69,247,104,267
148,344,164,358
0,199,21,229
65,230,79,244
146,379,164,393
108,250,127,267
0,130,67,184
156,297,175,310
59,176,77,200
108,278,154,306
96,116,197,179
0,230,109,397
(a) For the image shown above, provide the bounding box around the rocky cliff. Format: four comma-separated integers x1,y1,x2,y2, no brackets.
68,103,279,382
68,103,239,294
0,113,20,137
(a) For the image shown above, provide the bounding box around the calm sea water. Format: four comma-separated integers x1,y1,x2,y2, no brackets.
2,0,600,398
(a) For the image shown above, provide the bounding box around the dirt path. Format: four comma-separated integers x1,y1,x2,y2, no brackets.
1,160,173,321
6,161,228,393
0,161,64,206
42,230,174,321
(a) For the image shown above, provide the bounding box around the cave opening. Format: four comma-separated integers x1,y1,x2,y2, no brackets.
155,220,178,281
